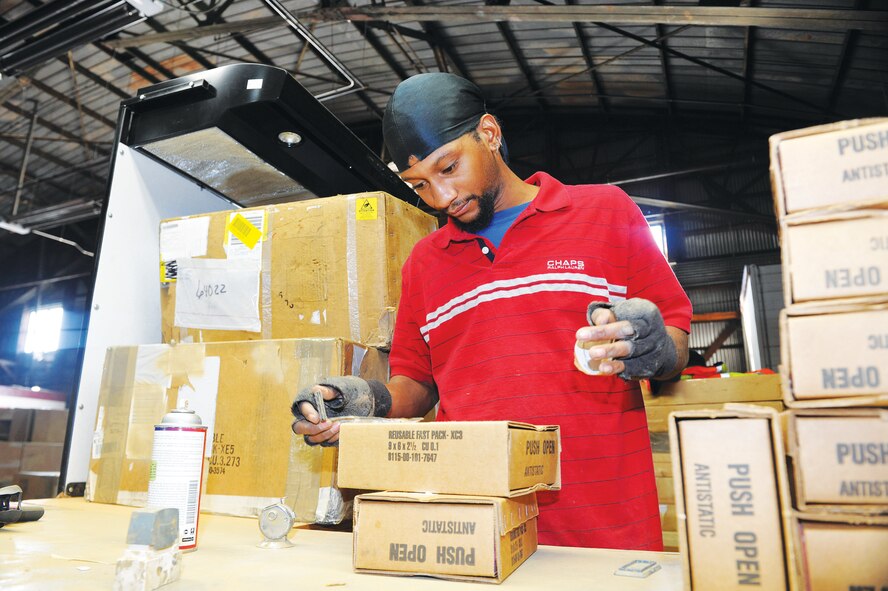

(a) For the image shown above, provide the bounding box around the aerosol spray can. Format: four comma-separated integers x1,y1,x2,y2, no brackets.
147,407,207,551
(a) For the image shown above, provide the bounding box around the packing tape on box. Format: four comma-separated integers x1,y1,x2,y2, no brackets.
91,347,140,504
260,212,273,339
346,194,362,343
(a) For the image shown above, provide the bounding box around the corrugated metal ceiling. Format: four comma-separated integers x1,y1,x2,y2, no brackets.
0,0,885,235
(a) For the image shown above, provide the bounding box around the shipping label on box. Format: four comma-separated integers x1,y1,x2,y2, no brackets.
783,211,888,304
796,519,888,591
353,492,538,584
88,338,388,522
338,421,560,497
160,193,436,348
790,410,888,511
770,118,888,216
782,307,888,400
670,407,793,591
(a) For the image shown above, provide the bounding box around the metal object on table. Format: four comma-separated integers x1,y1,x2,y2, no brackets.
0,484,44,527
258,502,297,549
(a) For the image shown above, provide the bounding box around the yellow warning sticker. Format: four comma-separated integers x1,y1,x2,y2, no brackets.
160,260,176,284
227,212,264,249
356,197,378,220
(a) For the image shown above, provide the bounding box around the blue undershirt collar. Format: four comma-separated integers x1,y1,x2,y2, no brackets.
475,201,531,248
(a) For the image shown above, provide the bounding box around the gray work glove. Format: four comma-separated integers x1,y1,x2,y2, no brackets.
291,376,392,446
587,298,677,381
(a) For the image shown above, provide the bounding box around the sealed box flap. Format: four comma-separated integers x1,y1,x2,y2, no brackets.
795,511,888,527
502,421,559,432
356,491,539,536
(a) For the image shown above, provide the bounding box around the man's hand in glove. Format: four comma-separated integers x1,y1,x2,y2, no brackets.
575,298,688,381
291,376,392,446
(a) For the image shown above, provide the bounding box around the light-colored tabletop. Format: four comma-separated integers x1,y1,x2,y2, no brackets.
0,498,683,590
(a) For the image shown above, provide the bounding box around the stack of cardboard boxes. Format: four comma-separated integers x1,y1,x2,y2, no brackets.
644,374,784,551
0,408,68,499
337,420,561,583
87,192,437,522
664,118,888,591
769,119,888,590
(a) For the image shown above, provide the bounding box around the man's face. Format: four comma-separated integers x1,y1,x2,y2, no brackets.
400,131,502,231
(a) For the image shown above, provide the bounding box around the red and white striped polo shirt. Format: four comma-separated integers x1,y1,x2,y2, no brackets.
390,172,692,549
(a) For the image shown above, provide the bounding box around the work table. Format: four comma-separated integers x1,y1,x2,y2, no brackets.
0,498,683,590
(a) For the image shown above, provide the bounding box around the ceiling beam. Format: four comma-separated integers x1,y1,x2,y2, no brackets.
301,6,887,32
565,0,609,112
103,6,886,51
403,0,474,81
497,21,548,111
594,22,836,117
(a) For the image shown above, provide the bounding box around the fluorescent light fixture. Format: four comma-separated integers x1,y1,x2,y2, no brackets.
0,0,162,77
0,220,31,235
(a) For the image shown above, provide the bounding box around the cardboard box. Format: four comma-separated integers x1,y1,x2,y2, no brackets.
159,192,436,348
338,421,560,497
87,338,388,522
353,491,538,584
30,409,68,443
646,400,785,434
670,406,795,591
787,409,888,513
794,514,888,591
770,118,888,217
0,441,23,483
644,373,783,407
0,408,32,441
782,210,888,304
781,305,888,404
19,442,64,472
16,471,60,499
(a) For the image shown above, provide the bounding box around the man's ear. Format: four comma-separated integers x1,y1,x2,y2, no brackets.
477,113,501,150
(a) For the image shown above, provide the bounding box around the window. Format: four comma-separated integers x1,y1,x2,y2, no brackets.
646,216,668,260
23,305,64,358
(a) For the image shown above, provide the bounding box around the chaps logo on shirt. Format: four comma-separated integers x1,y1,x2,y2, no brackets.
547,259,585,270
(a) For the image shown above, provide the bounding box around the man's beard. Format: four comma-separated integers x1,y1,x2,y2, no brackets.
451,188,497,233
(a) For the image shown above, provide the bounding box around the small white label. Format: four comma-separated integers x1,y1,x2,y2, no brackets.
175,258,261,332
246,78,264,90
160,217,209,262
92,430,104,459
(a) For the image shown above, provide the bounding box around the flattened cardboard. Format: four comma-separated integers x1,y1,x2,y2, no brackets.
160,192,436,348
793,513,888,591
787,409,888,514
644,374,783,407
782,210,888,304
337,421,560,497
669,405,796,591
87,338,388,522
0,408,32,442
0,442,23,483
646,400,784,434
30,409,68,443
769,118,888,217
353,491,538,584
780,305,888,404
19,442,63,472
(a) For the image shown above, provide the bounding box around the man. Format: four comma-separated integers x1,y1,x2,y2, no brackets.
293,73,691,550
